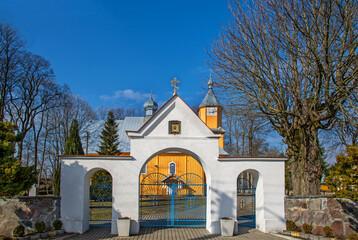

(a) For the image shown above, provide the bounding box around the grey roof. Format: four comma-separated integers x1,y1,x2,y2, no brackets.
199,77,221,107
80,117,144,154
219,146,229,156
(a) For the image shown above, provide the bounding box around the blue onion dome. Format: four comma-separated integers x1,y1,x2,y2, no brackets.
144,94,158,111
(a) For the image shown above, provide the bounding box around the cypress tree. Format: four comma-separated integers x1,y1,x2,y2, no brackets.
97,110,120,155
0,121,36,196
64,119,84,155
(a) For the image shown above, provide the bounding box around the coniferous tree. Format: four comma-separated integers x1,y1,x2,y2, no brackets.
0,121,36,196
54,119,84,195
64,119,84,155
326,146,358,201
97,110,120,155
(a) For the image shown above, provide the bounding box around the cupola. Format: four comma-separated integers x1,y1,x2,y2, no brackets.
144,94,158,121
199,76,221,108
198,75,225,149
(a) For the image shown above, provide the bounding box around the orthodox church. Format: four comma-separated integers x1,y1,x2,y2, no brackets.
60,77,286,235
79,77,228,183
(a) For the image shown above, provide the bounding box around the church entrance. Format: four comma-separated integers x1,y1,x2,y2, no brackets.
139,172,206,227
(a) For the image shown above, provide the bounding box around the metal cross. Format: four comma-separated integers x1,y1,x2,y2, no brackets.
171,77,180,95
240,199,246,210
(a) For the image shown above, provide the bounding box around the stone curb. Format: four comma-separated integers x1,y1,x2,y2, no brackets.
273,233,302,239
14,230,64,240
281,230,338,240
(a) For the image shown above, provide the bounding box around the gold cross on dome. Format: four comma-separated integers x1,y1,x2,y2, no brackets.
171,77,180,95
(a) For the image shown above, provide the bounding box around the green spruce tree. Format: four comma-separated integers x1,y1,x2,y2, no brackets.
0,121,36,196
54,119,84,195
97,110,120,155
64,119,84,155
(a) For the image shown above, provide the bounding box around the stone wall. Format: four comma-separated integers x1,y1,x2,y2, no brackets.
285,196,358,238
0,196,60,237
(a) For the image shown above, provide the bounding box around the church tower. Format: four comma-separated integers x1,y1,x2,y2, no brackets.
198,75,225,149
144,93,158,121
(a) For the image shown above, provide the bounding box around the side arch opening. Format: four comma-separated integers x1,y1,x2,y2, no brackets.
237,169,259,228
88,169,113,227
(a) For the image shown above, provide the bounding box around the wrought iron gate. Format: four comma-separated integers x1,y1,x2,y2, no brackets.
140,173,206,227
237,177,255,227
89,175,112,227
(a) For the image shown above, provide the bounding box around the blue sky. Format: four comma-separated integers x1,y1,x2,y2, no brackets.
1,0,290,154
1,0,231,109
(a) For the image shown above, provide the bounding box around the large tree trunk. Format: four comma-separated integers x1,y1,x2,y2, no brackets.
287,127,322,195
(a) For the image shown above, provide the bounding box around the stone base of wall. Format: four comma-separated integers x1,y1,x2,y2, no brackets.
0,196,60,237
285,196,358,238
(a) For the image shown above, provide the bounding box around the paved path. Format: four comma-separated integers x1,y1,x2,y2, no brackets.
65,227,290,240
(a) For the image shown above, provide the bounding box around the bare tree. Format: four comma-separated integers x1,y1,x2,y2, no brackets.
209,0,358,195
6,52,63,161
223,101,272,156
113,107,125,120
97,106,109,120
0,23,25,121
125,108,136,117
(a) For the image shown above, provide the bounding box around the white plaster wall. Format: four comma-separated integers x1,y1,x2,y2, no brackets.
60,96,286,235
61,157,142,234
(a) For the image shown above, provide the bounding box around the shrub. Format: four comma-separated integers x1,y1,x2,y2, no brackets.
302,223,313,234
286,220,297,231
0,236,12,240
34,221,46,233
12,225,25,237
323,226,333,238
52,220,63,230
348,233,358,240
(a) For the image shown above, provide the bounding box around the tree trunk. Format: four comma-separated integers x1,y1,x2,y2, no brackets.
287,127,322,195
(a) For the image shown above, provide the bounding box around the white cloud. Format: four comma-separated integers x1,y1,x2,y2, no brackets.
100,89,150,102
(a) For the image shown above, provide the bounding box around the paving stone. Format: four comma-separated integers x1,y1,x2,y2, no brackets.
63,227,288,240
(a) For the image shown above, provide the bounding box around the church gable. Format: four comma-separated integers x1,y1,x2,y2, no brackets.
127,94,219,139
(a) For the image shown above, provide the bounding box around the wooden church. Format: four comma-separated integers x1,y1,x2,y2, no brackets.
81,76,228,185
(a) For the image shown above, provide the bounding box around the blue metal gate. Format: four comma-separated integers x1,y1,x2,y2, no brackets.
140,173,206,227
237,177,255,227
89,175,112,227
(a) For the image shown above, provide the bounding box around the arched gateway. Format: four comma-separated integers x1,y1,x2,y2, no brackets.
60,80,286,235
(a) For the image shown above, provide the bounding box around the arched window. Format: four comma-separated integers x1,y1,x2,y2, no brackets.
169,162,176,175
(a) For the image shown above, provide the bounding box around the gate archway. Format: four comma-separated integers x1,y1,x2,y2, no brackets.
237,176,256,227
140,172,206,227
89,172,112,227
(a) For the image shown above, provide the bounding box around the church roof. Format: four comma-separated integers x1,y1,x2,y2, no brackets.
199,76,221,108
143,94,158,110
80,117,144,153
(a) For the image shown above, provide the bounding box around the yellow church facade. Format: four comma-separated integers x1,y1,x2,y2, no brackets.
139,77,225,185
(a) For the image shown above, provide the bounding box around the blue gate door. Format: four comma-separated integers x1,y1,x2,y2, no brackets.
140,173,206,227
89,175,112,227
237,177,255,227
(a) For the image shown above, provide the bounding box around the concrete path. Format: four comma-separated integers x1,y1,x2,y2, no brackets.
64,227,292,240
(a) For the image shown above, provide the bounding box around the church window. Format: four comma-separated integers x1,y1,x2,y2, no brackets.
169,162,176,175
207,107,217,116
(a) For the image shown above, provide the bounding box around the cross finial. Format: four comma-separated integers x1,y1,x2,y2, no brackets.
171,77,180,95
208,74,213,90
